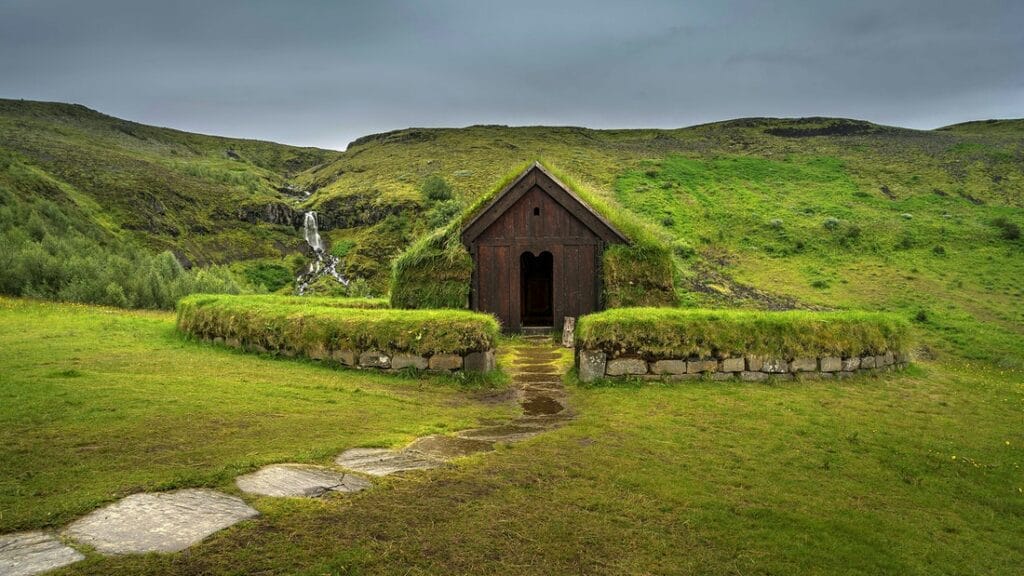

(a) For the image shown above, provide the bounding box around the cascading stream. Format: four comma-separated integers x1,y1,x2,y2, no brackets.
295,211,348,295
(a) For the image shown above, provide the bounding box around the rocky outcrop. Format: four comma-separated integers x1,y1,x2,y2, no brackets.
235,200,301,227
313,191,418,230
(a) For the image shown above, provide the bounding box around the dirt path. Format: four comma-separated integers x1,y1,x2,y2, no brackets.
336,336,570,473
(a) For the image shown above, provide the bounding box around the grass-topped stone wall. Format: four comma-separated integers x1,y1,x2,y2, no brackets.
390,161,677,311
177,294,499,373
576,308,910,382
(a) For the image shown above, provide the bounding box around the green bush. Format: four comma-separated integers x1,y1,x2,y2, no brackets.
993,217,1020,241
241,262,293,292
422,174,453,202
0,184,241,309
577,307,910,359
177,294,498,356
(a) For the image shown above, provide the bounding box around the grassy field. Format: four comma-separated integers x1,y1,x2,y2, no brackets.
2,298,1018,575
0,297,514,533
1,102,1022,573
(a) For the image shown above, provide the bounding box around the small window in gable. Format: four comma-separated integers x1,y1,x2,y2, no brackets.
533,207,540,216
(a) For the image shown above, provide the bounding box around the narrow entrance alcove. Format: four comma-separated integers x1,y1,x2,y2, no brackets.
520,251,553,327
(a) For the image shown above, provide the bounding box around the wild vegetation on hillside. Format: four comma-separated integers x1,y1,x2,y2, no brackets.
1,101,1021,366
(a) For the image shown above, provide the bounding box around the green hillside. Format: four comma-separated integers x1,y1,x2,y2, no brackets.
0,99,340,265
1,101,1022,364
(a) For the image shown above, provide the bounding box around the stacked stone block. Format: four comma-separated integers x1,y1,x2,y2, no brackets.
578,350,909,383
201,335,496,374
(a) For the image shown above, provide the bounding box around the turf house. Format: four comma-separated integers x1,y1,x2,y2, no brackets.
390,162,677,331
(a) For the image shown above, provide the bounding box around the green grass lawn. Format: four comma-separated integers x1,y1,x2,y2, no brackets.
0,297,514,533
2,297,1022,575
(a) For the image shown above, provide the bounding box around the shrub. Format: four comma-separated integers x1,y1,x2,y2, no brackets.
331,239,356,259
577,307,910,359
176,294,498,356
993,217,1020,240
422,174,453,202
671,239,696,259
0,187,241,309
241,262,293,292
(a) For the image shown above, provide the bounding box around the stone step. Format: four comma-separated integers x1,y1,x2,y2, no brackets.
63,489,258,555
334,448,442,477
0,531,84,576
235,464,371,498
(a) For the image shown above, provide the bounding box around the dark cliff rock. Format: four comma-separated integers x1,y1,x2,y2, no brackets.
314,191,419,230
236,200,301,227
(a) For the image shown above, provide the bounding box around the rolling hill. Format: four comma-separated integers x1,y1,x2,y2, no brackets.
1,99,1021,364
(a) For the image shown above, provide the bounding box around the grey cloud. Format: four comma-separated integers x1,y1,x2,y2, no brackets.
0,0,1020,149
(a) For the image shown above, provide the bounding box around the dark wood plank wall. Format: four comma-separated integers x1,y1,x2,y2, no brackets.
472,185,601,331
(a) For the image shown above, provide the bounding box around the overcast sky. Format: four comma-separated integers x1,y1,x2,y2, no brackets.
1,0,1021,150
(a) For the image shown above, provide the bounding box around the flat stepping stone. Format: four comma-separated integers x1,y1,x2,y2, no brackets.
457,424,545,442
515,373,564,384
335,448,442,477
517,365,559,374
0,532,83,576
521,395,565,416
236,464,371,498
64,489,258,555
404,435,494,459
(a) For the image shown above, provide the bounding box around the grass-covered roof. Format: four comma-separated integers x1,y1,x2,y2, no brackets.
390,160,677,310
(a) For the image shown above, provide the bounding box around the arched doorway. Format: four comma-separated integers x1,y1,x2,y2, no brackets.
520,251,553,327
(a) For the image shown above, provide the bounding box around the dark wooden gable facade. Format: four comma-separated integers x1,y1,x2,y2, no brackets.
461,163,627,332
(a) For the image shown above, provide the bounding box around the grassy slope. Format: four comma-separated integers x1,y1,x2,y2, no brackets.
303,117,1022,366
0,298,514,532
0,99,341,265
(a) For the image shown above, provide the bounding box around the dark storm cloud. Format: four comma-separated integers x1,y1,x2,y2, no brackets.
1,0,1021,149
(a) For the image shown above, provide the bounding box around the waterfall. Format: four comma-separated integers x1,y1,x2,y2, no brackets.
295,211,349,295
303,212,324,252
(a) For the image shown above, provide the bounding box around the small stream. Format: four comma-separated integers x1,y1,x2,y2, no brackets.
295,211,349,295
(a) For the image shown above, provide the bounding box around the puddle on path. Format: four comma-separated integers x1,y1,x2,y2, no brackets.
520,395,565,416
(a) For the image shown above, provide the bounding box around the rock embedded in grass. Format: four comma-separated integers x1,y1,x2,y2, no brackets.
64,489,258,555
578,350,607,382
335,448,442,477
235,464,371,498
0,531,84,576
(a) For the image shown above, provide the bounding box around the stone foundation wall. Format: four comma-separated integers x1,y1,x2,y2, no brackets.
203,336,496,374
577,350,910,383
